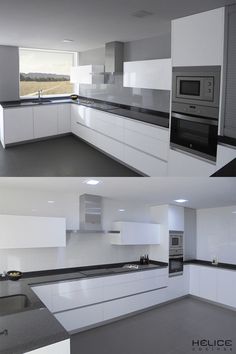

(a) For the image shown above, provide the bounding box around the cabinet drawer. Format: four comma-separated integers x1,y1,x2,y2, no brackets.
124,145,168,176
124,119,169,142
124,128,168,160
52,287,103,312
55,303,104,332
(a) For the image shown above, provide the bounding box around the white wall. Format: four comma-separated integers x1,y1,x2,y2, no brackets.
0,188,155,272
197,205,236,264
0,46,19,101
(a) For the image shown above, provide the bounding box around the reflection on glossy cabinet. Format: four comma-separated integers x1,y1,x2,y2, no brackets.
25,340,70,354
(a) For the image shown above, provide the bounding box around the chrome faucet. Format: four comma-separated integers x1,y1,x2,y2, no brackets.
37,89,43,102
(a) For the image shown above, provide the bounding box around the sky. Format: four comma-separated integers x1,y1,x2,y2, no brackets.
20,49,75,75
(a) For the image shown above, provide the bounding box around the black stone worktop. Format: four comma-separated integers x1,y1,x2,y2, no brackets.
0,96,170,129
0,260,167,354
184,259,236,271
211,158,236,177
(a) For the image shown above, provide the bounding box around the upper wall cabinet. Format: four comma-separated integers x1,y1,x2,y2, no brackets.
171,7,225,66
0,214,66,249
108,221,160,245
70,65,104,84
123,59,172,90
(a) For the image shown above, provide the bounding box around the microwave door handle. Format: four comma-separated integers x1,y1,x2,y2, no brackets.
172,112,218,126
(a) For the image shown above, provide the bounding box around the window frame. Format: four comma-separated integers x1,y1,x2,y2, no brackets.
19,47,78,99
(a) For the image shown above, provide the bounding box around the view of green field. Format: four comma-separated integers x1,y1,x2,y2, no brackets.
20,81,74,97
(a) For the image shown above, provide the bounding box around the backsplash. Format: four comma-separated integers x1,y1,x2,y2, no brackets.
78,34,171,112
79,74,170,112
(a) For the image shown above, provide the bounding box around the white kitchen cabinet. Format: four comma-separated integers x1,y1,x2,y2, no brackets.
33,105,58,139
57,104,71,134
86,108,124,142
124,145,168,176
25,340,70,354
172,7,225,66
168,205,184,231
55,303,104,332
33,268,168,333
216,144,236,170
217,269,236,308
168,149,216,176
189,265,200,296
165,266,189,301
124,119,169,161
70,65,104,84
198,266,217,301
1,107,34,146
0,214,66,249
109,221,160,245
123,58,171,90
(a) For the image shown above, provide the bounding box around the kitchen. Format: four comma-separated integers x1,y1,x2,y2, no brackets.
0,177,236,354
0,1,235,177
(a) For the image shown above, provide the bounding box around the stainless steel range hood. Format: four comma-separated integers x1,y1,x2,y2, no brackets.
105,42,124,74
79,194,103,232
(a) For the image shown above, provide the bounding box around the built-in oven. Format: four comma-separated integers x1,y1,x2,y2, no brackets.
169,231,184,277
171,66,221,162
170,112,218,161
169,255,184,277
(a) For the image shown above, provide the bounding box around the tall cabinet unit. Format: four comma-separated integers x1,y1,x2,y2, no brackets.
168,7,225,177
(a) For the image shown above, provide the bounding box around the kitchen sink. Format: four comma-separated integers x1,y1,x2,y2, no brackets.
0,294,31,315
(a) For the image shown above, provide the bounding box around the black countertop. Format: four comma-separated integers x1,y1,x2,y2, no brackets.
0,260,167,354
184,259,236,271
211,158,236,177
0,96,170,129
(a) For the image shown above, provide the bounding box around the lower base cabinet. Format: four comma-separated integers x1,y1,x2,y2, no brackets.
33,269,168,333
25,339,70,354
188,265,236,308
168,149,216,176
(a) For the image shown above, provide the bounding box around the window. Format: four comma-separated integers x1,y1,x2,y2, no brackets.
19,48,76,97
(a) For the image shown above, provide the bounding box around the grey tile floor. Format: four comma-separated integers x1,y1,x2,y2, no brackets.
0,135,140,177
71,297,236,354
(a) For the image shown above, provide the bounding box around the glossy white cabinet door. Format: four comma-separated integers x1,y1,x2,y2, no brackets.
189,265,200,296
0,214,66,249
71,65,104,84
216,144,236,170
123,59,171,90
58,104,71,134
172,7,225,66
198,266,217,301
168,205,184,231
109,222,160,245
124,145,168,176
33,105,58,138
26,339,70,354
165,267,189,301
217,269,236,308
168,149,216,177
3,107,34,145
55,303,104,332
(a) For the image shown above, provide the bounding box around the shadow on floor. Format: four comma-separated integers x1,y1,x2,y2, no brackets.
0,135,141,177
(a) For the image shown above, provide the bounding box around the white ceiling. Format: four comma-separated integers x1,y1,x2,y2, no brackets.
0,177,235,209
0,0,235,52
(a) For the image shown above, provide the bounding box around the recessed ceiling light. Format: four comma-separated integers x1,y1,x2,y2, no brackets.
174,199,188,203
119,209,126,212
62,39,74,43
232,211,236,214
48,200,55,204
84,179,101,186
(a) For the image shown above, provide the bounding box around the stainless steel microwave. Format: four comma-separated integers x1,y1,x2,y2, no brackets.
172,66,221,109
